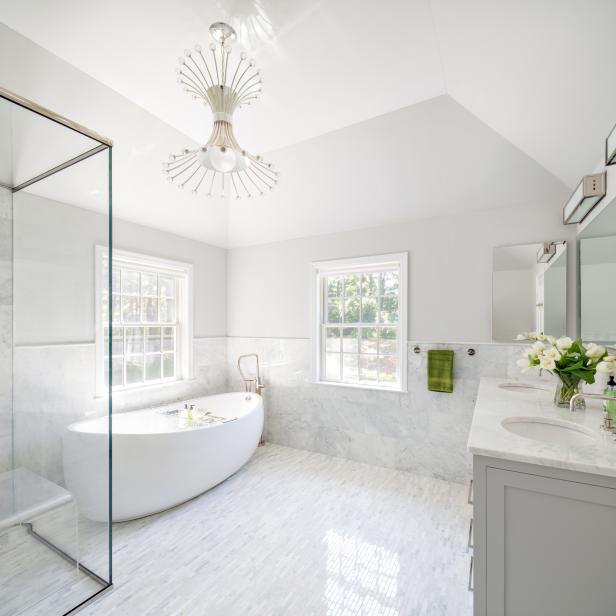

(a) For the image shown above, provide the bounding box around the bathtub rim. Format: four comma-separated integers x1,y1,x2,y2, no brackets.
66,391,263,436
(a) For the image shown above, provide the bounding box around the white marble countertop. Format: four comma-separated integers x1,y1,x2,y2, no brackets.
468,377,616,478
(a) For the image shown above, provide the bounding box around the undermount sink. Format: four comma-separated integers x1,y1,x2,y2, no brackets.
502,417,597,447
498,382,550,392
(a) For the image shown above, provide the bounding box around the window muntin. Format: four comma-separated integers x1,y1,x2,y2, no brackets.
314,254,407,391
96,248,192,394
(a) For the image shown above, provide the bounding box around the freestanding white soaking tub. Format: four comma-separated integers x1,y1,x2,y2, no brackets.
63,393,263,522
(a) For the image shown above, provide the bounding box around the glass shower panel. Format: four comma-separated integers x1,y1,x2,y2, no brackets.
0,94,104,189
0,187,11,475
0,89,111,616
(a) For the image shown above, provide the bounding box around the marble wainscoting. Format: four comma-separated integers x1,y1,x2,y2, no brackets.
227,337,554,484
12,337,228,484
0,187,12,473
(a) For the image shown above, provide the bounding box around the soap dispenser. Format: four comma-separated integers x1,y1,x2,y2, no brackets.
603,375,616,421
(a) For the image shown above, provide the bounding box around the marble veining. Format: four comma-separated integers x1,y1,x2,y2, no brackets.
12,337,228,485
29,444,472,616
227,338,554,484
468,377,616,477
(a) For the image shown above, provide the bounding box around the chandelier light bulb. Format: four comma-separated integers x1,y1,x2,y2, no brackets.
209,146,237,173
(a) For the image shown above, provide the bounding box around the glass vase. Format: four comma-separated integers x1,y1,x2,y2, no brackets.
554,377,585,409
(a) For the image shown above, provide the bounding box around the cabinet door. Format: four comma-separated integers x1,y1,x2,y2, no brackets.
486,467,616,616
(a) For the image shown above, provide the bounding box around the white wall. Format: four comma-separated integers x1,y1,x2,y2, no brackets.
13,191,226,345
227,95,570,247
227,202,577,342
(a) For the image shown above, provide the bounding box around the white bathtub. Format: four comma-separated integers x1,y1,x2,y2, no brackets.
63,393,263,522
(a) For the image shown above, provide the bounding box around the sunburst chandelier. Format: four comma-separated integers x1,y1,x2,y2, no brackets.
162,22,278,198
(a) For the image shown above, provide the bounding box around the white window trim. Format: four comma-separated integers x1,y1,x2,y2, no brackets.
95,246,194,397
311,252,408,393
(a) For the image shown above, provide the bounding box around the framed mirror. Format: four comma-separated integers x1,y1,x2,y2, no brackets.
579,196,616,343
492,242,567,342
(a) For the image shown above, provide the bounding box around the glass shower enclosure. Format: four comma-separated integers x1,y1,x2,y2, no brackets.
0,87,112,614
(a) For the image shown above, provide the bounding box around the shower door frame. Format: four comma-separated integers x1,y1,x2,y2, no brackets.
0,86,114,614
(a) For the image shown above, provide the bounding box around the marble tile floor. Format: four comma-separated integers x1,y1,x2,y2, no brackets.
0,518,102,616
34,444,473,616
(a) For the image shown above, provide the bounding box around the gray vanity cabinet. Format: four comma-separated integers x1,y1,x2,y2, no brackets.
472,455,616,616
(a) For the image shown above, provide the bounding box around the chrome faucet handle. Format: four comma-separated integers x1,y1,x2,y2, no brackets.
570,392,616,414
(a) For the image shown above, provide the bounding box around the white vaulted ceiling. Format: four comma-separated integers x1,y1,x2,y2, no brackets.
1,0,615,246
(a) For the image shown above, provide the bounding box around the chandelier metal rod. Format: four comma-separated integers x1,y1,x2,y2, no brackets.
194,167,210,192
246,167,271,192
207,171,217,196
166,153,198,174
223,48,231,84
181,66,210,100
237,90,261,105
211,47,220,84
180,162,203,187
170,150,196,162
249,158,277,179
170,158,199,180
186,54,213,90
248,166,275,189
180,80,209,103
236,170,251,197
249,164,276,186
229,57,245,91
197,50,216,87
234,64,253,93
230,173,240,199
243,169,267,194
235,74,260,99
251,157,276,174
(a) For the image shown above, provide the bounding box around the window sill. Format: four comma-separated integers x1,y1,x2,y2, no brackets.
313,380,407,394
94,377,196,399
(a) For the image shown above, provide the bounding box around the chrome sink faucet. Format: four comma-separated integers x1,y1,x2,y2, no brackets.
569,392,614,413
569,393,616,438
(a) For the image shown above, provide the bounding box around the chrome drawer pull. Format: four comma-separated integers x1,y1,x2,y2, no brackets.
467,478,473,505
468,556,474,592
467,518,474,550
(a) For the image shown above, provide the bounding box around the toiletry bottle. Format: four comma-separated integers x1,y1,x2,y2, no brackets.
603,376,616,421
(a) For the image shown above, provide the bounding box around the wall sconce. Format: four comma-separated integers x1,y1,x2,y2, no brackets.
563,172,606,224
607,123,616,166
536,242,556,263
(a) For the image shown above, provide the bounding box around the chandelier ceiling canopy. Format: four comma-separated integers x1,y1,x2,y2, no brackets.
163,22,278,199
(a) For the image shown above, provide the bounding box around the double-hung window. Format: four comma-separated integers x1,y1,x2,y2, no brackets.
95,247,193,394
313,253,408,391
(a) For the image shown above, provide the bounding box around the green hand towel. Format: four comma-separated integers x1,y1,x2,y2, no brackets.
427,349,454,393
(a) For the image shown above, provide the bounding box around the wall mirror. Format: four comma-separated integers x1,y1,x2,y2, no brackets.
492,242,567,342
579,197,616,343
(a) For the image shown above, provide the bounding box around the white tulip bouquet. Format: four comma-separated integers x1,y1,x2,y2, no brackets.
516,333,615,406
